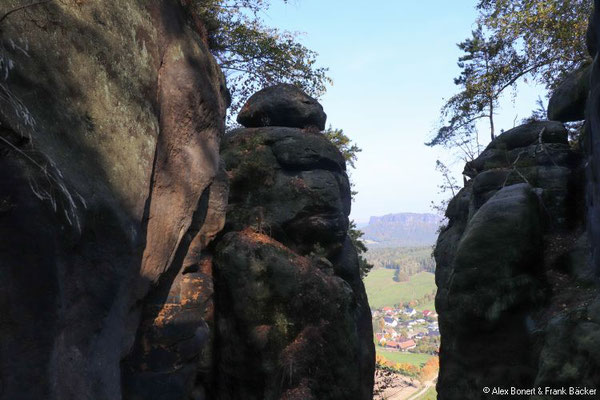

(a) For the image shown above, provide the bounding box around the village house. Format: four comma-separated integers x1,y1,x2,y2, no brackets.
399,339,416,351
403,307,417,317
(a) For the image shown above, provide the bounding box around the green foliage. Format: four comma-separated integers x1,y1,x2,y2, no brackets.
323,125,363,202
364,270,436,309
430,160,461,216
187,0,331,117
477,0,592,90
349,220,374,279
321,127,369,278
428,0,592,151
376,349,433,368
428,24,522,150
323,125,362,169
393,269,409,282
365,247,435,276
413,336,440,355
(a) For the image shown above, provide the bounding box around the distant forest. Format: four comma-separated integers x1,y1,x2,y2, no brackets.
364,247,435,280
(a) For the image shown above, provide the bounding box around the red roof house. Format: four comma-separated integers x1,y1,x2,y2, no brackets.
399,339,416,351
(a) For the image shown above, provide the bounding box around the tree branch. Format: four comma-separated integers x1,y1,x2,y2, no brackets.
494,59,554,95
0,0,53,25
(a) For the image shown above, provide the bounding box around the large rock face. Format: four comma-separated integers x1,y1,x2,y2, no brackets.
0,4,374,395
214,231,368,400
0,1,227,399
588,0,600,278
431,2,600,394
435,118,595,399
436,3,600,391
221,126,351,257
548,63,591,123
11,2,600,399
437,184,545,399
214,89,375,400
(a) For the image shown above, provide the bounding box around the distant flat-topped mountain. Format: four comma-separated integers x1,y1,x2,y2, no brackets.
361,213,443,247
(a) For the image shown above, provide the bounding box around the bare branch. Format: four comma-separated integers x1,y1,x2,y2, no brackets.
0,0,53,25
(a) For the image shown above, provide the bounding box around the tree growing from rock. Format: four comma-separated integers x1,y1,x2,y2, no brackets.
349,213,373,279
186,0,331,117
323,126,362,169
428,0,592,151
430,160,461,217
428,25,523,149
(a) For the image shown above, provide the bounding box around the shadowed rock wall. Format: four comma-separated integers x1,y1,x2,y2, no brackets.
0,1,227,399
0,4,373,399
435,120,587,399
436,3,600,397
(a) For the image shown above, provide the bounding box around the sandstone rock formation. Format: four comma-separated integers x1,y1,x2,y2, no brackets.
237,83,327,130
221,126,350,258
0,2,373,400
215,91,374,400
0,2,228,399
588,0,600,277
436,120,587,399
548,64,591,123
437,4,600,396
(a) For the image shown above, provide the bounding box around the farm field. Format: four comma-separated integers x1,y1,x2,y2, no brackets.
364,270,436,310
376,348,433,367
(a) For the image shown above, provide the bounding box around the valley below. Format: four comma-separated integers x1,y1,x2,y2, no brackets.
361,213,441,400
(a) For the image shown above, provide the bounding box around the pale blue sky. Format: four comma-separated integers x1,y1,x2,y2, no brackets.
263,1,545,223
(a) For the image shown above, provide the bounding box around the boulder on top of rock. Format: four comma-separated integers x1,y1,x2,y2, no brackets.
237,84,327,130
486,120,568,151
548,64,591,123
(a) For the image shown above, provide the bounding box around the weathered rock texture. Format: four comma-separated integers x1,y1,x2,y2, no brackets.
0,1,224,399
237,83,327,130
214,92,375,400
548,64,591,123
221,126,350,257
0,3,374,397
435,119,598,399
437,4,600,396
588,0,600,278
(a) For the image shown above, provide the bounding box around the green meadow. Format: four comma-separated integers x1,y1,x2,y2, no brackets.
376,347,433,367
364,269,436,310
